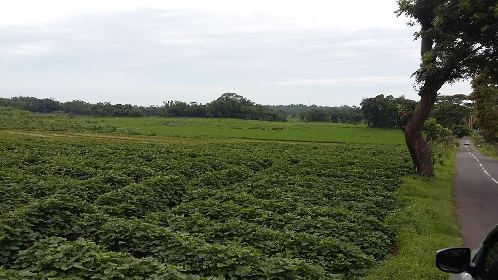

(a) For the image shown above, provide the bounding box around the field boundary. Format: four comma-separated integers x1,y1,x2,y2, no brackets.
363,151,462,279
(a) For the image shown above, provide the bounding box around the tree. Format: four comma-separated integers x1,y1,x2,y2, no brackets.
471,73,498,141
423,118,451,145
431,94,471,129
393,96,418,129
61,100,92,115
360,95,417,129
360,95,397,128
299,109,330,122
207,93,254,118
423,118,453,165
397,0,497,176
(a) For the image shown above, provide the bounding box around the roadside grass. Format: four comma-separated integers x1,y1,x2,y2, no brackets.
364,152,462,279
470,132,498,159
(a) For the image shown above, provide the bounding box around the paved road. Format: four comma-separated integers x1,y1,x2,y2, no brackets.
455,138,498,248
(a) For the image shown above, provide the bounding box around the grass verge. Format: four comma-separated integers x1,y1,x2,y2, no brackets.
470,133,498,159
363,152,462,279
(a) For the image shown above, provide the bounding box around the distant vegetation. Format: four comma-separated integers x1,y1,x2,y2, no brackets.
0,93,482,140
0,94,364,125
270,104,363,124
0,93,287,122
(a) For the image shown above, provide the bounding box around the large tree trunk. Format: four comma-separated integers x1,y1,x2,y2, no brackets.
404,87,438,176
404,25,442,176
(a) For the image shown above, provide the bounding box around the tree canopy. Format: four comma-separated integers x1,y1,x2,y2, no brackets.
360,95,417,129
431,94,472,129
471,73,498,141
398,0,497,85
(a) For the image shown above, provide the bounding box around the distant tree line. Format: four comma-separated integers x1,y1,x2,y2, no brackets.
269,104,363,124
0,93,287,122
1,93,482,134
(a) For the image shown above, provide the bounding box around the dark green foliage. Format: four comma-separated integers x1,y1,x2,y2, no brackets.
423,118,452,144
11,237,189,279
397,0,497,83
452,125,471,138
204,93,286,121
96,176,186,218
93,218,328,279
299,109,330,122
0,195,95,264
0,97,61,113
471,74,498,141
0,135,412,279
423,118,454,165
360,95,417,129
431,94,471,129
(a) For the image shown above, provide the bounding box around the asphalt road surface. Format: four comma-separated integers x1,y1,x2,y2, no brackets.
455,138,498,248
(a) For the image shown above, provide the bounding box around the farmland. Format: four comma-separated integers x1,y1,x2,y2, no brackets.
0,107,404,145
0,108,413,279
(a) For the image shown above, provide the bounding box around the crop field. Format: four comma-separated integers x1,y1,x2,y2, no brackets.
0,130,412,279
0,107,413,279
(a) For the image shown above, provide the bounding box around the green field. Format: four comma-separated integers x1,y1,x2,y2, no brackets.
88,117,404,145
0,107,405,145
0,108,462,279
0,106,417,279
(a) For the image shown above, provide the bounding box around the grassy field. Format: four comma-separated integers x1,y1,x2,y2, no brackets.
87,116,405,144
0,107,405,145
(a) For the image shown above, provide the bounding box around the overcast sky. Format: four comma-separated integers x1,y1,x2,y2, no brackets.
0,0,471,106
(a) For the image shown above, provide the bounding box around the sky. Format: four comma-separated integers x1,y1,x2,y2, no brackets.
0,0,472,106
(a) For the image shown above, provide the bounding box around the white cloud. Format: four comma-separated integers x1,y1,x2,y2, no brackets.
273,76,410,86
0,1,470,106
0,0,408,30
0,42,55,56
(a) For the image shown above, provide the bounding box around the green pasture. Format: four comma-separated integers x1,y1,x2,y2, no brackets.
83,116,405,145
